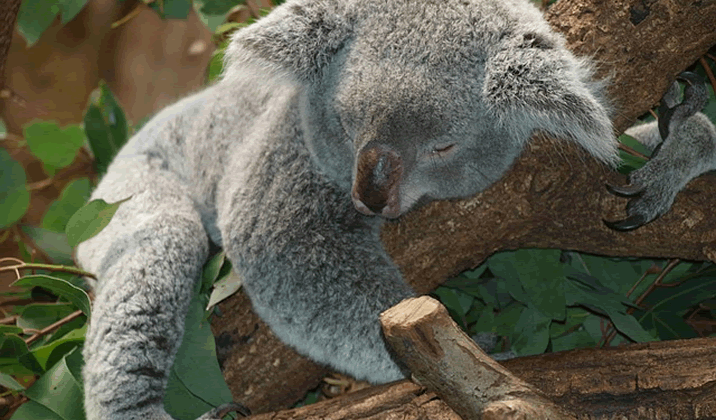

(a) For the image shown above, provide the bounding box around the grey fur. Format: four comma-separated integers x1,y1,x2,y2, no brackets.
76,0,618,418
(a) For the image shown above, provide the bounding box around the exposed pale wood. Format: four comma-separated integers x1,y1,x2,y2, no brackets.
381,297,576,420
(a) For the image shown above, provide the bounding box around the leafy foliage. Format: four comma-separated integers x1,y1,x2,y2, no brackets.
435,251,716,357
84,83,130,175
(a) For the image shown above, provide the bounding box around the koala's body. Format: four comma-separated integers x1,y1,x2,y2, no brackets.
76,0,619,418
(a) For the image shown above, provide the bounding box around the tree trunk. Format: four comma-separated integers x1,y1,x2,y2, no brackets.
211,0,716,413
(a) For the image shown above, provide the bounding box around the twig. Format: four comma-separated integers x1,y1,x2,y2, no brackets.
24,309,83,345
601,259,681,346
0,315,18,325
0,261,96,279
617,143,650,160
699,57,716,96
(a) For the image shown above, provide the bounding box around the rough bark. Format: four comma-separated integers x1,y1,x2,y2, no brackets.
0,0,21,94
246,336,716,420
212,0,716,413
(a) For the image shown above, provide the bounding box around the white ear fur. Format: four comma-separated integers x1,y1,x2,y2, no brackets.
484,36,619,167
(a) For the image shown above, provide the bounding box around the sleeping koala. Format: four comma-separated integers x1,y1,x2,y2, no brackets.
76,0,619,418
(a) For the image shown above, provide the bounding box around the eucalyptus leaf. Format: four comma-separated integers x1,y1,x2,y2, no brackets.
13,275,91,317
24,348,85,420
166,296,234,420
24,121,84,171
43,178,92,233
0,372,24,391
16,0,60,46
0,149,30,228
65,197,131,246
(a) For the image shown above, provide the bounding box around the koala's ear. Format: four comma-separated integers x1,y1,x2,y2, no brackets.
224,0,353,81
484,35,619,166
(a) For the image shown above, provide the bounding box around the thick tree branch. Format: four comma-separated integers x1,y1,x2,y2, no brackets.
212,0,716,413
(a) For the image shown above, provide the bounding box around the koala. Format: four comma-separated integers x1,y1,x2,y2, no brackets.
75,0,619,418
606,72,716,231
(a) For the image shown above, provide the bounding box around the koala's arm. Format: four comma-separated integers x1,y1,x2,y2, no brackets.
216,113,414,384
76,138,211,419
607,73,716,230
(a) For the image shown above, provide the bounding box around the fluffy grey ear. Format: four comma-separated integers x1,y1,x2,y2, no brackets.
224,0,353,81
484,33,619,166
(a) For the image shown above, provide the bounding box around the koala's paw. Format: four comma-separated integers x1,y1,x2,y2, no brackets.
605,72,712,232
604,165,680,231
196,402,251,420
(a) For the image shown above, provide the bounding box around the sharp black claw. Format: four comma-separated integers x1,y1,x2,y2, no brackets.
199,402,251,419
603,214,649,231
606,183,643,197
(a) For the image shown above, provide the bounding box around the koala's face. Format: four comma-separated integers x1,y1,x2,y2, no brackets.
334,63,521,219
304,5,522,219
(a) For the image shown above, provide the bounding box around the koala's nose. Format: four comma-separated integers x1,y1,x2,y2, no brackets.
352,144,403,218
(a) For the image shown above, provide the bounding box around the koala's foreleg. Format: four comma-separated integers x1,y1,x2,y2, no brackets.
77,157,221,420
218,139,415,384
606,72,716,231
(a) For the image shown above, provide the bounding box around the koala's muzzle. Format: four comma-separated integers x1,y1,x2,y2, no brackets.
352,144,403,218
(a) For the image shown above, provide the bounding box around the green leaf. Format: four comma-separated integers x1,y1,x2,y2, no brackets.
65,197,130,246
551,329,595,352
83,82,129,174
20,226,74,265
0,326,24,335
200,0,245,15
206,270,243,310
24,121,84,171
59,0,88,23
488,250,567,321
511,306,550,356
157,0,192,18
13,275,91,317
0,334,44,375
166,296,233,419
0,149,30,228
17,303,76,331
473,305,496,333
432,287,474,328
32,324,86,370
201,252,226,295
207,40,228,83
0,372,25,391
43,178,92,233
0,118,6,136
10,400,64,420
16,0,60,46
565,280,654,343
24,348,86,420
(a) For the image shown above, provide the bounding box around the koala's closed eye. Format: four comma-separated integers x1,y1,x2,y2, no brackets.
430,143,457,157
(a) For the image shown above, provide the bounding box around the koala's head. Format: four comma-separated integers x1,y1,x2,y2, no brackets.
226,0,618,218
